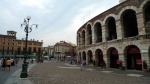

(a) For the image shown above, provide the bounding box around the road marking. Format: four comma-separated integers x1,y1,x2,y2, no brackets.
101,71,113,73
65,63,78,67
58,66,80,69
127,74,143,77
85,68,95,71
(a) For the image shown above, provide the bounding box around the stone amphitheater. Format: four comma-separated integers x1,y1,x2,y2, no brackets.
76,0,150,71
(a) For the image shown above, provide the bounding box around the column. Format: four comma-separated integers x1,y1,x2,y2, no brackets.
136,12,146,35
102,25,107,42
116,19,123,39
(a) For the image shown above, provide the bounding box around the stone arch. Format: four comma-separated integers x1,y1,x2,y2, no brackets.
95,49,103,67
86,24,92,45
85,22,92,29
121,9,139,38
93,20,103,26
124,45,142,70
142,1,150,34
104,16,117,41
87,50,93,64
107,47,119,68
93,21,102,43
118,6,138,19
103,14,116,24
139,0,150,12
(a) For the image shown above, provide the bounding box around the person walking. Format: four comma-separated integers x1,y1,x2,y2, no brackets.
6,58,11,70
15,58,19,67
2,58,6,70
0,58,2,69
80,61,83,71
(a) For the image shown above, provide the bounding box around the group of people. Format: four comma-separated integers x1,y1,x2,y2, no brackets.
0,57,19,70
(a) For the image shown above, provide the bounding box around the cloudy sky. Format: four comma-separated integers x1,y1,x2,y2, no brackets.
0,0,119,47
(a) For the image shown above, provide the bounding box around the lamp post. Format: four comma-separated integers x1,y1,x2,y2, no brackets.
20,16,38,78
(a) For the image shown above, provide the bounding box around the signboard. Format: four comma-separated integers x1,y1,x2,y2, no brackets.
136,59,142,64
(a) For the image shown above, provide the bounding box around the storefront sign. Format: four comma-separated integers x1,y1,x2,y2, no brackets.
136,59,142,64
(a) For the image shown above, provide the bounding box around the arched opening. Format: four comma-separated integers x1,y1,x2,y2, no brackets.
82,30,85,45
95,49,103,67
87,24,92,45
106,17,117,41
78,33,81,45
122,9,138,38
33,47,36,53
82,51,86,65
143,1,150,34
94,22,102,43
87,50,93,64
125,45,142,70
108,48,119,68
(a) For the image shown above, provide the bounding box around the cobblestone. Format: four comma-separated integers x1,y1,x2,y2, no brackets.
29,61,150,84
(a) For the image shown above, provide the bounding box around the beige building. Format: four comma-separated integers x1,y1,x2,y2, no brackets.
54,41,75,59
77,0,150,71
0,31,43,57
48,45,54,56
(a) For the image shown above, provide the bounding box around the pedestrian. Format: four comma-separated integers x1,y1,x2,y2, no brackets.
80,61,83,71
0,58,2,68
6,58,11,70
2,58,6,70
10,58,14,66
31,59,33,64
15,58,19,67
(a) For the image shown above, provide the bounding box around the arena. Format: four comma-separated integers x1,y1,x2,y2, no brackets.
77,0,150,71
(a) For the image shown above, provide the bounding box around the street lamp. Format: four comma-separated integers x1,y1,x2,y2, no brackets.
20,16,38,78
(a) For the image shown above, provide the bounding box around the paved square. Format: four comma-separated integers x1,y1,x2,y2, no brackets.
29,61,150,84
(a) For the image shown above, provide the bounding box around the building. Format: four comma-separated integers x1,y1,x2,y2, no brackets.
54,41,76,60
77,0,150,71
48,45,54,57
0,31,43,58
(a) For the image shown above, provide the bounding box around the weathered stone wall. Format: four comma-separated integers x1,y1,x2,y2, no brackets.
77,0,150,69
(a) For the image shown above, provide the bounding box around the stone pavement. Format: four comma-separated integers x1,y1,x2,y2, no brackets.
4,61,150,84
28,61,150,84
4,64,36,84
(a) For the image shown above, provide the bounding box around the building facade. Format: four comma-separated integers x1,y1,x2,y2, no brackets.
77,0,150,70
54,41,76,60
48,45,54,57
0,31,43,57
